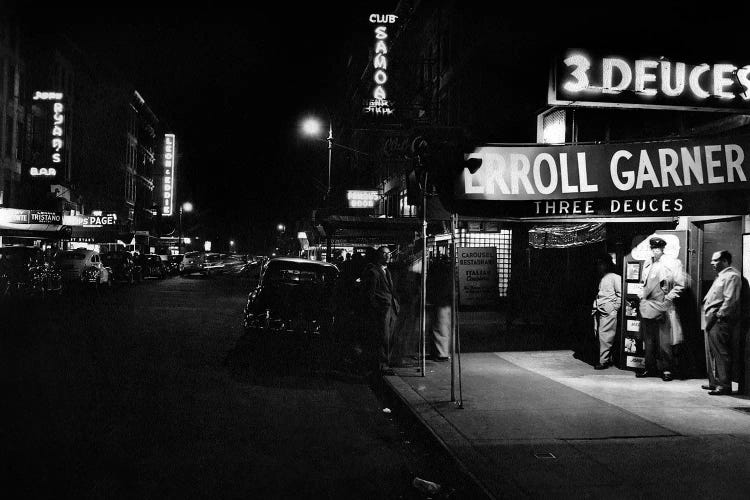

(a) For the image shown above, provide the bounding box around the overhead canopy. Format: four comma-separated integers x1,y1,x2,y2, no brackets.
318,215,421,246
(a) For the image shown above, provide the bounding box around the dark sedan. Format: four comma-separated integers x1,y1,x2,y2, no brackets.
137,254,167,279
243,258,339,356
0,246,63,297
102,252,142,284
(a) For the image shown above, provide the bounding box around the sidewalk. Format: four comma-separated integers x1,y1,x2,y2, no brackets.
384,351,750,499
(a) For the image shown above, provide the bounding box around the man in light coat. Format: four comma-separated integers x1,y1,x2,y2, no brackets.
593,255,621,370
702,250,742,395
636,237,684,381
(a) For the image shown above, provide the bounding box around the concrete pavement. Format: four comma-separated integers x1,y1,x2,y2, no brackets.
385,351,750,499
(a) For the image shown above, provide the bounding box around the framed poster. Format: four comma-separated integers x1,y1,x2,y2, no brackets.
626,262,641,281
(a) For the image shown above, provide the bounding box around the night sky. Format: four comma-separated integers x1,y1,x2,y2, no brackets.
21,2,396,252
18,3,750,252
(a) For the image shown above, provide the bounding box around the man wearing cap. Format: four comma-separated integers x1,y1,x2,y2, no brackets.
702,250,741,395
636,236,685,381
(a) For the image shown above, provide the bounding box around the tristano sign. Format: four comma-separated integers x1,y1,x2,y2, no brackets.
550,50,750,112
458,135,750,202
457,247,498,306
29,211,62,224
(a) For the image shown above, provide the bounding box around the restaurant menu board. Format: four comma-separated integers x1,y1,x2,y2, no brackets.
621,259,646,370
457,247,498,307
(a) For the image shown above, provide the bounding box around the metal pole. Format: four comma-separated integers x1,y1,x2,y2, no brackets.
450,213,457,402
179,206,183,254
327,124,333,203
420,171,428,377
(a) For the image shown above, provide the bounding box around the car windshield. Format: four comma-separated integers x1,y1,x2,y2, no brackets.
263,262,336,285
102,254,125,262
56,251,86,261
168,255,183,263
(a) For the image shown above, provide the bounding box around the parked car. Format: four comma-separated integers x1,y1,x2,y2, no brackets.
243,258,339,339
55,249,113,287
0,246,63,297
137,254,167,279
166,254,183,275
221,254,247,275
201,253,225,276
180,251,204,275
102,252,142,284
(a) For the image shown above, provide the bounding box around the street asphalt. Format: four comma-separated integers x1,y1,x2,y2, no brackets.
3,275,474,499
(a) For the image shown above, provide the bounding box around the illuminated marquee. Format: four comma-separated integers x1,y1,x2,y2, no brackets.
163,134,176,216
550,51,750,112
347,190,380,208
364,14,397,116
30,91,64,177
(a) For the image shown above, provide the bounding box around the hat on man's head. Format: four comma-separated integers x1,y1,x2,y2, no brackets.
649,237,667,249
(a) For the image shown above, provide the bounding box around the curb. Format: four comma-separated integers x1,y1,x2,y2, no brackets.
381,374,504,500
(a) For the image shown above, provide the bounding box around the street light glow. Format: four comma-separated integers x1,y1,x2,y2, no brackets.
277,223,285,232
230,240,235,246
301,117,322,137
182,201,193,212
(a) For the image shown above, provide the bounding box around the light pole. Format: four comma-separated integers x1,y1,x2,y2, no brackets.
179,201,193,254
301,117,333,203
229,240,235,253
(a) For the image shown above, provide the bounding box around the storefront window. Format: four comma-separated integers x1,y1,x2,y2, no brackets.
458,229,512,297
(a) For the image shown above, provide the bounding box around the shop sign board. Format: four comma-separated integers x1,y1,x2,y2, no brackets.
550,50,750,112
29,211,62,224
457,135,750,215
456,247,498,306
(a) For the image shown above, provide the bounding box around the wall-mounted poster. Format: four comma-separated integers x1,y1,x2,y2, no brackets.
456,247,498,307
624,299,638,318
626,262,641,281
624,336,639,354
626,283,643,296
626,319,640,332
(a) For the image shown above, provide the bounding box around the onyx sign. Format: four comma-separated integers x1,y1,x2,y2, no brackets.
549,50,750,112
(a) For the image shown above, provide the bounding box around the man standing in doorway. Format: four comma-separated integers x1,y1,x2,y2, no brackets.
702,250,741,396
362,246,400,372
593,255,621,370
637,237,684,381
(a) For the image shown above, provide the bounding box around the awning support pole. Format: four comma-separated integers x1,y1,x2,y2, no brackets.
420,171,428,377
450,213,457,402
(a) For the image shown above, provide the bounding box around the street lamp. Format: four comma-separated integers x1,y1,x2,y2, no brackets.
229,240,235,252
179,202,193,254
277,223,285,232
300,116,333,202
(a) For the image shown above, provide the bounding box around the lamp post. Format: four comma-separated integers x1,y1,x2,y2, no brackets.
179,201,193,253
229,240,235,253
301,117,333,203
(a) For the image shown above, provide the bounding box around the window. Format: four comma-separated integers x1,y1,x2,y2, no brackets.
399,188,416,217
458,229,512,297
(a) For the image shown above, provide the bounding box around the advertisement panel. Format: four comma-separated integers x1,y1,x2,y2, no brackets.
457,135,750,218
457,247,498,307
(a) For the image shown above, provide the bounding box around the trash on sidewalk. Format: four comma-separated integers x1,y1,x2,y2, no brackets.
382,407,391,414
412,477,441,496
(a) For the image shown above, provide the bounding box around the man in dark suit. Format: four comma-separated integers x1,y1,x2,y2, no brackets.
362,246,400,371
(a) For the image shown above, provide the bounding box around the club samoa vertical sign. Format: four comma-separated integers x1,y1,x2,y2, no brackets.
457,247,499,306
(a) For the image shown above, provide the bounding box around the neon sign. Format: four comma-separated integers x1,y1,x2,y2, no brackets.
163,134,176,216
347,190,379,208
30,91,64,177
550,51,750,112
364,14,397,116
